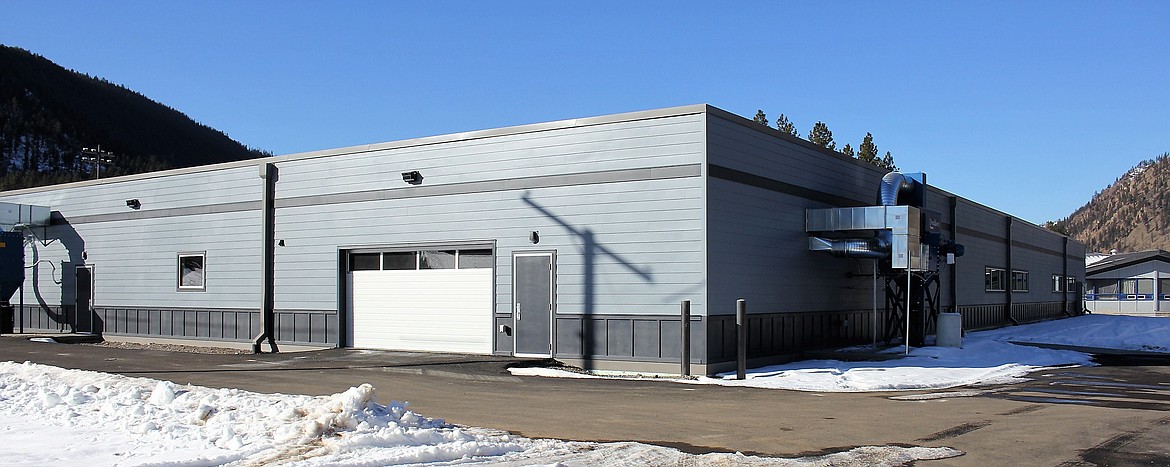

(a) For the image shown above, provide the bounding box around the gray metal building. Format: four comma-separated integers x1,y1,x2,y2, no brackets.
1084,250,1170,316
0,104,1085,375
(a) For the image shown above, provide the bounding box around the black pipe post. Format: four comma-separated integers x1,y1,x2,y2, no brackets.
680,300,691,377
736,298,747,380
1006,216,1018,325
1062,236,1071,316
253,163,279,354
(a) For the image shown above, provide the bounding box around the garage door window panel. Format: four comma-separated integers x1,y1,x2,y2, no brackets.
457,249,494,269
420,250,456,269
382,252,418,270
350,253,381,271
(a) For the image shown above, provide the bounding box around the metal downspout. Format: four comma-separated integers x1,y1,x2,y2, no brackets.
1062,237,1072,317
1005,216,1018,325
253,163,279,353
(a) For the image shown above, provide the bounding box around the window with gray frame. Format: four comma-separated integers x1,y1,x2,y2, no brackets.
178,253,206,291
1161,279,1170,300
1052,274,1064,293
985,267,1006,292
1088,279,1119,300
1011,270,1029,292
1121,278,1154,297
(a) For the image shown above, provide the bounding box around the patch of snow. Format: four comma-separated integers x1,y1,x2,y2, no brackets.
0,361,961,465
511,315,1165,392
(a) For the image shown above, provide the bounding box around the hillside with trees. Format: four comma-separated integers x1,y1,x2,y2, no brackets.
1046,153,1170,253
0,45,267,190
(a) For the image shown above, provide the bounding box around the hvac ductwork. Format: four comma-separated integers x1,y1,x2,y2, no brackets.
879,172,917,206
808,235,890,259
806,206,921,269
805,172,925,269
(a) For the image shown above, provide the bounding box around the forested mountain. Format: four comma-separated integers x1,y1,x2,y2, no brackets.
0,45,267,190
1047,153,1170,253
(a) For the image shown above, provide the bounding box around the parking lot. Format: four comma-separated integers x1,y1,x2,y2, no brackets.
3,336,1168,465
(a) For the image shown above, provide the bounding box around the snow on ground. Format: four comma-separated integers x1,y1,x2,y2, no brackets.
0,362,960,466
511,314,1169,392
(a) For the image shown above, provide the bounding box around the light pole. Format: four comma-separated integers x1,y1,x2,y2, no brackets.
80,146,115,179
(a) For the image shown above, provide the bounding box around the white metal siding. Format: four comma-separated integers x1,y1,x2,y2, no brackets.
349,268,493,353
272,114,707,316
0,166,261,309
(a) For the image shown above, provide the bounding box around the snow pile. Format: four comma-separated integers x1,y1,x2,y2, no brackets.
0,361,525,465
0,361,960,465
513,314,1167,392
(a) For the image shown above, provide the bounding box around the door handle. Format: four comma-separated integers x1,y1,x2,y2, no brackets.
515,303,521,320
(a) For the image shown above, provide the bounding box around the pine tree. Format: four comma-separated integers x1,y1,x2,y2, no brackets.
808,121,835,150
879,151,897,171
775,114,798,137
753,110,769,127
840,143,854,158
857,132,878,164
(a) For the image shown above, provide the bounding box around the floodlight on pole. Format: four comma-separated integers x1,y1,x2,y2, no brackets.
80,145,116,179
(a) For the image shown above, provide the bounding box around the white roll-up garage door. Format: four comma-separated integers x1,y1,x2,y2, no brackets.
348,248,494,354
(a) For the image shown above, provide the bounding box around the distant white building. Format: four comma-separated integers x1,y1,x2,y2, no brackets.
1085,250,1170,316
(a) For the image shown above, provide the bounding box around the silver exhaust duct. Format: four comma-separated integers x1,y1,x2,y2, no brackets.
808,235,891,259
879,172,916,206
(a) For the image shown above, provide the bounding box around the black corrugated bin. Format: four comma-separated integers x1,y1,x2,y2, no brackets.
0,306,13,334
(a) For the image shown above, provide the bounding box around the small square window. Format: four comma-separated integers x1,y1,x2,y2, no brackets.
1011,270,1029,292
178,253,205,291
985,267,1006,292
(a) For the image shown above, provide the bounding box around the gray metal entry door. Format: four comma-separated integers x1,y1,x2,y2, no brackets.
513,253,553,356
75,265,93,334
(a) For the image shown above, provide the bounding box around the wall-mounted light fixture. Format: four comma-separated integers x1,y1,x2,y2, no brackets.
401,170,422,185
126,199,141,209
530,231,540,244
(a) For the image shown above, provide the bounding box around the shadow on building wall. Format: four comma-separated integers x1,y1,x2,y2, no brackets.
521,192,653,371
26,215,99,334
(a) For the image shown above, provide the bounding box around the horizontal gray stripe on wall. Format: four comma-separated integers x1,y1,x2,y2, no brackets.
956,225,1068,258
708,164,868,207
52,201,261,226
276,163,704,209
47,165,701,226
1010,240,1065,259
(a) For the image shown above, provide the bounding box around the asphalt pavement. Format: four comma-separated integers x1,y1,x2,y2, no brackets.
3,335,1169,466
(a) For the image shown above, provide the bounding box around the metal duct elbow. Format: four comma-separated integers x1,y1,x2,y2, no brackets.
879,172,915,206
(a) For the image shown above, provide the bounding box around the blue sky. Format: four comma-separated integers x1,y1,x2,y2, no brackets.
2,1,1166,224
